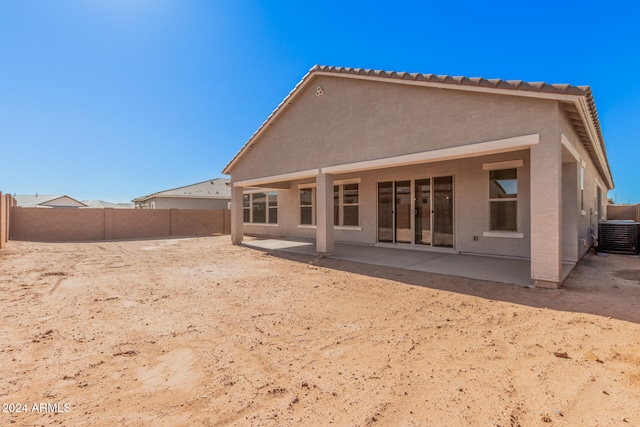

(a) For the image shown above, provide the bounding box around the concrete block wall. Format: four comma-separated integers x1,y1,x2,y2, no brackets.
0,192,6,249
10,207,230,242
112,209,170,240
0,192,16,249
607,204,640,222
173,208,230,236
11,208,106,241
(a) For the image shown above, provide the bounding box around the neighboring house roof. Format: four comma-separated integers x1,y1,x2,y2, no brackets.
223,65,613,189
15,195,87,208
82,200,134,209
132,178,231,203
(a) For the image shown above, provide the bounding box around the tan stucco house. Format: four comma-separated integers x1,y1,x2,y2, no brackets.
132,178,230,210
223,65,614,288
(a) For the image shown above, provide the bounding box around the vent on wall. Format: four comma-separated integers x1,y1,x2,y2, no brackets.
598,221,640,255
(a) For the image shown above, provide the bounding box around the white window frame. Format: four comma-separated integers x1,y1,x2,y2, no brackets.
333,178,361,230
482,160,524,239
243,190,278,226
298,184,316,228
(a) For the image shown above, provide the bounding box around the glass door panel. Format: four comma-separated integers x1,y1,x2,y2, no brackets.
415,179,431,245
395,181,412,244
433,176,453,248
377,182,393,243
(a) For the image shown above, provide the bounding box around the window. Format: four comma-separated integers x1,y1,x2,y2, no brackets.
253,192,266,223
334,183,359,226
243,194,250,223
268,192,278,224
489,168,517,232
243,192,278,224
300,187,315,225
580,167,585,211
334,186,339,226
596,184,603,221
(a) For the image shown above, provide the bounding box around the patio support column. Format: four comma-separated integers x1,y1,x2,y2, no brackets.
530,135,563,288
231,184,244,245
316,172,334,255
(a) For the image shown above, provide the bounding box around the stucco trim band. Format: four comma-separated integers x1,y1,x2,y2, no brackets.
482,160,524,170
322,134,539,175
233,168,319,188
483,231,525,239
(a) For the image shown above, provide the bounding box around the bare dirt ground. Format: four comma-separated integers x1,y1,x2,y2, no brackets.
1,235,639,427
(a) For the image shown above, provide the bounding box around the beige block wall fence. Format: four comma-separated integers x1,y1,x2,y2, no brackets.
608,204,640,222
10,207,231,242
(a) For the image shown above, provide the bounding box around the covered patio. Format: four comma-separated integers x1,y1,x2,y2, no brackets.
224,66,614,289
243,237,575,287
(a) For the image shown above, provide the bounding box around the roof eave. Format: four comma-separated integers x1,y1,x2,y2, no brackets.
142,194,230,201
575,96,614,189
133,178,229,201
222,66,321,175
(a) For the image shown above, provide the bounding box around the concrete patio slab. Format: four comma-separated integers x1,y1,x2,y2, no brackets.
245,238,317,255
405,253,532,286
243,238,576,287
332,245,445,269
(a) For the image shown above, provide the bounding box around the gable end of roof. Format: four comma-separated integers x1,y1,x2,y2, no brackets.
223,65,611,188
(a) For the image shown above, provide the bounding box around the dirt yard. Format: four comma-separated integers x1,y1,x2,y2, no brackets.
1,236,639,426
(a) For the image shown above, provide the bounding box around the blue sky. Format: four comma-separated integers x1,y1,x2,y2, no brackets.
1,0,638,203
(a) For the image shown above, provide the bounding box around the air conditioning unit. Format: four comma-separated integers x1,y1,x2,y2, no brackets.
598,220,640,255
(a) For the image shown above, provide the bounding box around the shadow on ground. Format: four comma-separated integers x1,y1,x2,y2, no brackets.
248,245,640,324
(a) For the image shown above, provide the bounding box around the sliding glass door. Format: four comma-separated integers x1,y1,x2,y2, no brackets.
415,179,431,245
377,182,393,243
395,181,412,244
433,176,453,248
378,176,453,247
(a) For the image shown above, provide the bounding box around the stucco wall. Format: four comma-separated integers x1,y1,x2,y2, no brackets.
244,150,533,258
231,75,558,181
41,196,85,208
559,110,608,259
233,75,612,271
562,161,579,262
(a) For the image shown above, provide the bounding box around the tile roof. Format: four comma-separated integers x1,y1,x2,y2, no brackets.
223,65,611,188
312,65,591,95
132,178,231,202
15,195,87,208
82,200,134,209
